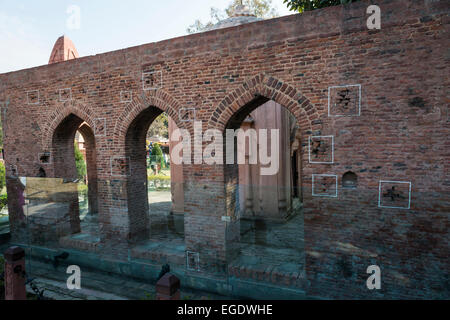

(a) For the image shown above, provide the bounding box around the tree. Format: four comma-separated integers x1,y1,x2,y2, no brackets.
74,141,87,181
283,0,359,13
147,113,168,140
187,0,278,34
150,143,164,173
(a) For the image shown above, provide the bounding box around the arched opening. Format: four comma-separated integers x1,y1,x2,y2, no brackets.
125,106,184,261
224,96,305,282
342,171,357,189
50,114,99,243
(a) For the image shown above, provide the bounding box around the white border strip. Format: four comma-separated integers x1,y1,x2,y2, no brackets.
312,174,338,198
308,136,335,164
94,118,107,137
9,164,18,177
142,71,162,91
328,84,361,117
186,251,200,272
38,152,52,165
378,180,412,209
120,90,132,103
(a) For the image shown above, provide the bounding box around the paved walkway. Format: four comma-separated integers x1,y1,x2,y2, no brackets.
23,258,231,300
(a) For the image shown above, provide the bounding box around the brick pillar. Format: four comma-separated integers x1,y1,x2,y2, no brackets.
156,273,180,300
3,246,27,300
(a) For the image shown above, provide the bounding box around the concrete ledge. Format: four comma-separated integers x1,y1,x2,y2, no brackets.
12,242,312,299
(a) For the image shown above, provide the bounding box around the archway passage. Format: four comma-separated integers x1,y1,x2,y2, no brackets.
51,114,99,244
224,96,305,284
125,106,184,263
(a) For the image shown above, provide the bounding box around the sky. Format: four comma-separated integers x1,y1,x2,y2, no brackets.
0,0,293,74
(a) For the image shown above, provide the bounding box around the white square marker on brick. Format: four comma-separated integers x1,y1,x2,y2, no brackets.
110,156,130,177
142,71,162,91
312,174,338,198
38,152,52,165
328,84,361,117
378,180,412,209
186,251,200,272
120,90,132,103
179,108,196,122
26,90,39,105
59,88,72,102
308,136,334,164
94,118,107,136
9,164,18,177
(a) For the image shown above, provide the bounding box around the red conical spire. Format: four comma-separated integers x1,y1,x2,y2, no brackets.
48,35,79,64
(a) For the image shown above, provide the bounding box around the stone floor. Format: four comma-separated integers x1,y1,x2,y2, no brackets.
60,190,182,253
4,190,308,296
228,199,306,287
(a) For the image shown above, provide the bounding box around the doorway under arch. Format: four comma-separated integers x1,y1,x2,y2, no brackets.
124,105,185,264
223,96,306,285
51,113,99,243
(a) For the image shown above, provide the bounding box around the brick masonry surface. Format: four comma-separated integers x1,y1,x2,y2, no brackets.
0,0,449,299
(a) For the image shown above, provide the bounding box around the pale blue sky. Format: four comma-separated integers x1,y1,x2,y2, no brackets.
0,0,293,74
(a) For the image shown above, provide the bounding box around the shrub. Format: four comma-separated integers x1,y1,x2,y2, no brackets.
74,141,87,181
150,143,164,168
148,174,170,190
0,162,5,191
0,193,7,211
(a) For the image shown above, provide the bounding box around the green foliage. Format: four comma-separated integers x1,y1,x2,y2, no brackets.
283,0,359,13
0,161,5,191
150,143,164,168
0,193,7,211
74,141,87,181
140,292,156,300
187,0,278,34
148,174,170,182
147,113,169,139
148,174,170,190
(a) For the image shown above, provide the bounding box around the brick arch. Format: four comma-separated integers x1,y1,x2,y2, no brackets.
41,100,98,151
78,123,99,214
113,89,182,145
112,89,183,241
208,73,320,133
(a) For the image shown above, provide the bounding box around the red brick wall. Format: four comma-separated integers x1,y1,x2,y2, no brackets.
0,0,448,298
